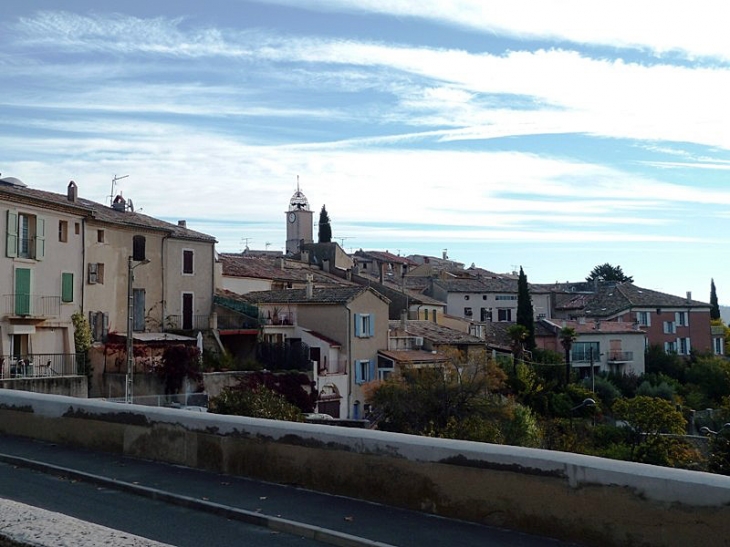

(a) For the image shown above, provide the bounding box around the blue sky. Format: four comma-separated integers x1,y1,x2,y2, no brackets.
3,1,730,303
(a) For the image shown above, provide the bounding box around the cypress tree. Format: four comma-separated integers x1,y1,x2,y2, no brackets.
318,205,332,243
711,278,721,320
516,266,535,351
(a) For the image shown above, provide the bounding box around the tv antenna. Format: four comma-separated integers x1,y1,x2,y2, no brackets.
109,174,129,206
240,237,252,251
337,237,353,247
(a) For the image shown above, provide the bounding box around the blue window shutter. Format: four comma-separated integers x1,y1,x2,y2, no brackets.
368,314,375,337
35,216,45,260
352,359,363,384
368,360,376,382
354,314,361,337
6,210,17,258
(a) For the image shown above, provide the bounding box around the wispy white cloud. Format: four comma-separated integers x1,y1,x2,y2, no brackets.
259,0,730,62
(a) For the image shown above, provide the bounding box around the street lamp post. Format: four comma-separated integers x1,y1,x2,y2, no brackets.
125,256,150,404
570,397,596,426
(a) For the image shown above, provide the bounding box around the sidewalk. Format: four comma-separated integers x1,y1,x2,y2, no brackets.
0,434,578,547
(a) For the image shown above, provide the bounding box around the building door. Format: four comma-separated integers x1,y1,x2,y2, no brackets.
182,292,194,330
133,289,145,331
15,268,31,316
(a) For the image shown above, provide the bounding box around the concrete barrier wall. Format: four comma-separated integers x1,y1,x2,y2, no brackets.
0,389,728,547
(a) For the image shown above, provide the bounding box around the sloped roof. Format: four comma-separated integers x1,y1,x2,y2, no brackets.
219,254,350,285
354,250,416,266
378,349,449,364
584,282,709,318
541,318,645,335
0,181,215,242
389,320,485,345
239,285,388,305
433,276,549,294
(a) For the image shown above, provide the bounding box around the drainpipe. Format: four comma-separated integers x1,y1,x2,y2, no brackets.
347,306,352,419
161,234,169,329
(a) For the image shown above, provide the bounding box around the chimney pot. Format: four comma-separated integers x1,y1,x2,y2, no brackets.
178,220,186,228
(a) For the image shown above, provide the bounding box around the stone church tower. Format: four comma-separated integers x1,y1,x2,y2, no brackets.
285,179,313,255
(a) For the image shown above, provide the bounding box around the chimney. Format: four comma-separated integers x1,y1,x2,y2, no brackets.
178,220,187,228
400,309,408,330
67,181,77,202
686,291,692,302
305,274,313,299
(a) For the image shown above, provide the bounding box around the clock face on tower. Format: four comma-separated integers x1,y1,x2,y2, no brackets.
288,212,296,223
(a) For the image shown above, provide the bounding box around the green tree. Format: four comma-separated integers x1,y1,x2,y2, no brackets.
710,278,721,320
613,396,687,465
516,266,535,351
559,326,577,386
506,324,528,373
585,263,633,284
157,345,202,395
209,384,303,421
71,310,93,379
367,350,509,440
318,205,332,243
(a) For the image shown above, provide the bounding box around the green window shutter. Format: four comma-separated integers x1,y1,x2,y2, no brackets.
6,210,17,258
35,217,45,260
61,272,73,303
15,268,31,316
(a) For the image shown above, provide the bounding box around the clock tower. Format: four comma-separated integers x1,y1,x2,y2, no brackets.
285,178,313,255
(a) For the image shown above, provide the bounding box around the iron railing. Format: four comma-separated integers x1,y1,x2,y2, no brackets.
607,351,634,362
1,353,84,379
3,294,60,318
164,314,210,331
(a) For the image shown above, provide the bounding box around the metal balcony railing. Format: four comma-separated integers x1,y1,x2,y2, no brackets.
164,314,210,331
607,351,634,363
3,294,60,318
1,353,84,379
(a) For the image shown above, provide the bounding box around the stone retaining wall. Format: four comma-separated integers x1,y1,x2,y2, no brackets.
0,389,728,547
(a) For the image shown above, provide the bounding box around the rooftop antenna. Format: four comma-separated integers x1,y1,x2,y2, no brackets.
265,242,271,250
109,174,129,206
337,237,353,247
240,237,252,252
297,175,300,193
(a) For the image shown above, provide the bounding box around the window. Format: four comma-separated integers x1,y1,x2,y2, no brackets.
636,311,650,327
58,220,68,242
183,249,194,275
75,222,80,235
88,263,105,284
664,340,677,353
675,311,688,326
355,314,374,337
678,337,691,355
663,321,676,334
424,309,429,321
571,342,600,362
61,272,73,303
378,361,394,381
464,307,473,317
480,308,491,322
464,295,470,300
482,295,487,300
132,235,146,261
355,359,375,384
497,308,512,321
496,295,517,301
97,229,105,243
714,337,724,355
6,211,44,260
89,311,109,342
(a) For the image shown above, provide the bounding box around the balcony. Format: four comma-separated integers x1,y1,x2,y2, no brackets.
3,294,60,320
164,314,210,331
1,353,84,379
607,351,633,363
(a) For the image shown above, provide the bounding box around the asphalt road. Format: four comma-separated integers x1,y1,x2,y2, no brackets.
0,434,583,547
